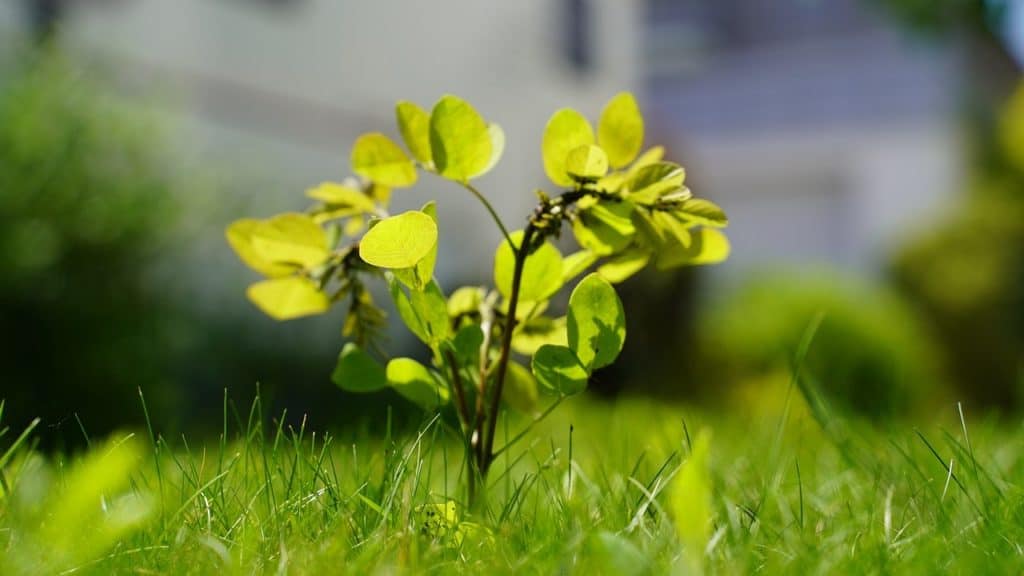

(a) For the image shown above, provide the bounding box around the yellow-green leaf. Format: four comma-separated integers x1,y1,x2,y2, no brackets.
673,198,728,228
332,343,387,392
572,200,636,255
305,182,377,213
396,101,433,165
598,92,644,168
479,123,505,176
359,211,438,269
531,344,588,395
249,213,330,270
627,161,686,203
494,230,563,302
351,132,418,187
386,357,449,409
656,227,730,269
226,219,293,277
565,144,609,182
562,250,599,282
392,202,439,289
567,273,626,370
512,316,567,355
429,95,493,181
504,361,540,414
598,249,650,283
246,276,329,320
542,108,594,187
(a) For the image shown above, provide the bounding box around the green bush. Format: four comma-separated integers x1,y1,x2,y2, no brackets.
0,51,185,436
698,272,945,418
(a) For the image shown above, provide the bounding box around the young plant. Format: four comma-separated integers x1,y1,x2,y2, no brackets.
226,92,729,502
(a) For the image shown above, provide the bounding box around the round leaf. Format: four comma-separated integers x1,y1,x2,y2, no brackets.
249,213,330,270
542,108,594,187
396,101,433,165
226,219,293,277
386,358,449,410
359,211,438,269
493,230,563,302
567,273,626,370
531,344,588,395
598,92,644,168
565,145,609,182
351,132,418,187
429,95,493,181
246,277,329,321
332,343,387,392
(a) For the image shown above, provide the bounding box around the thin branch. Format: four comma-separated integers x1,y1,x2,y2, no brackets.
442,349,472,434
461,181,514,249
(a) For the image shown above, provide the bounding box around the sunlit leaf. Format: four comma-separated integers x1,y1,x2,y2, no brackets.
542,108,594,187
226,219,294,277
627,161,686,204
386,357,449,409
669,431,713,566
359,211,438,269
389,277,430,344
396,101,433,165
429,94,493,181
567,273,626,370
562,250,599,282
351,132,418,187
503,361,540,414
656,227,730,269
248,213,330,270
332,342,387,392
246,276,329,320
598,92,644,169
531,344,588,395
512,315,567,355
408,279,450,344
566,144,609,182
480,123,505,176
573,200,636,255
494,230,563,302
305,182,377,213
673,198,728,228
598,249,650,283
448,286,485,318
392,202,439,289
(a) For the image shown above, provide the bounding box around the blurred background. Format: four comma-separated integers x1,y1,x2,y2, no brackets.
1,0,1021,442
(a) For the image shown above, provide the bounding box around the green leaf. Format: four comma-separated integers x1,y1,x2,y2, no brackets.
246,277,329,320
656,227,730,269
562,250,599,282
395,101,433,165
598,92,644,168
669,431,713,565
226,219,294,277
429,95,493,181
392,202,439,289
567,273,626,370
351,133,418,187
389,278,430,344
386,358,449,410
565,144,609,182
447,286,485,318
248,213,330,270
596,145,664,192
531,344,588,395
504,361,540,414
542,108,594,187
408,279,450,344
332,343,387,392
512,316,567,355
673,198,728,228
493,230,563,302
597,249,650,284
450,323,484,368
305,182,377,213
359,211,438,269
572,200,636,255
627,161,686,204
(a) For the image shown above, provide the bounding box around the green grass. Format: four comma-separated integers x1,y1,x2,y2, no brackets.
1,390,1023,575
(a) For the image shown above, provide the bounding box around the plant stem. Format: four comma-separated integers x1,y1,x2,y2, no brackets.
462,182,514,249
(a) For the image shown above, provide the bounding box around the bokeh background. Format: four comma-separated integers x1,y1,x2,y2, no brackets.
1,0,1022,442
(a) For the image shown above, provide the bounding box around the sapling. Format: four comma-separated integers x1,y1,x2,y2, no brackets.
226,92,729,503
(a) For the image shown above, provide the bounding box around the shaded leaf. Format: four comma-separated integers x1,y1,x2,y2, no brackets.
504,361,540,414
386,358,449,409
396,101,433,165
567,273,626,370
532,344,588,395
332,343,387,392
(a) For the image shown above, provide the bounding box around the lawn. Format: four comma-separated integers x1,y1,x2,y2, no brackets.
1,390,1021,575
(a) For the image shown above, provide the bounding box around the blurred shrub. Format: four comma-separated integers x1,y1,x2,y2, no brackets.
890,85,1024,408
0,51,186,436
698,272,944,418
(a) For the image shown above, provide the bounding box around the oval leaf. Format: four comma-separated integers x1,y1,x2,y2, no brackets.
656,227,730,269
567,273,626,370
598,92,644,168
566,144,609,182
351,133,418,187
392,201,439,289
531,344,588,395
673,198,728,228
386,358,449,410
249,213,330,270
493,230,563,302
396,101,433,165
305,182,377,213
246,276,329,320
226,219,294,277
359,211,438,269
512,316,568,356
542,108,594,187
597,249,650,284
332,343,387,392
429,95,493,181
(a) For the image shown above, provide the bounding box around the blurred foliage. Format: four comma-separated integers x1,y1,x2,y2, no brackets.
870,0,1007,35
0,50,186,436
891,83,1024,408
698,272,945,418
